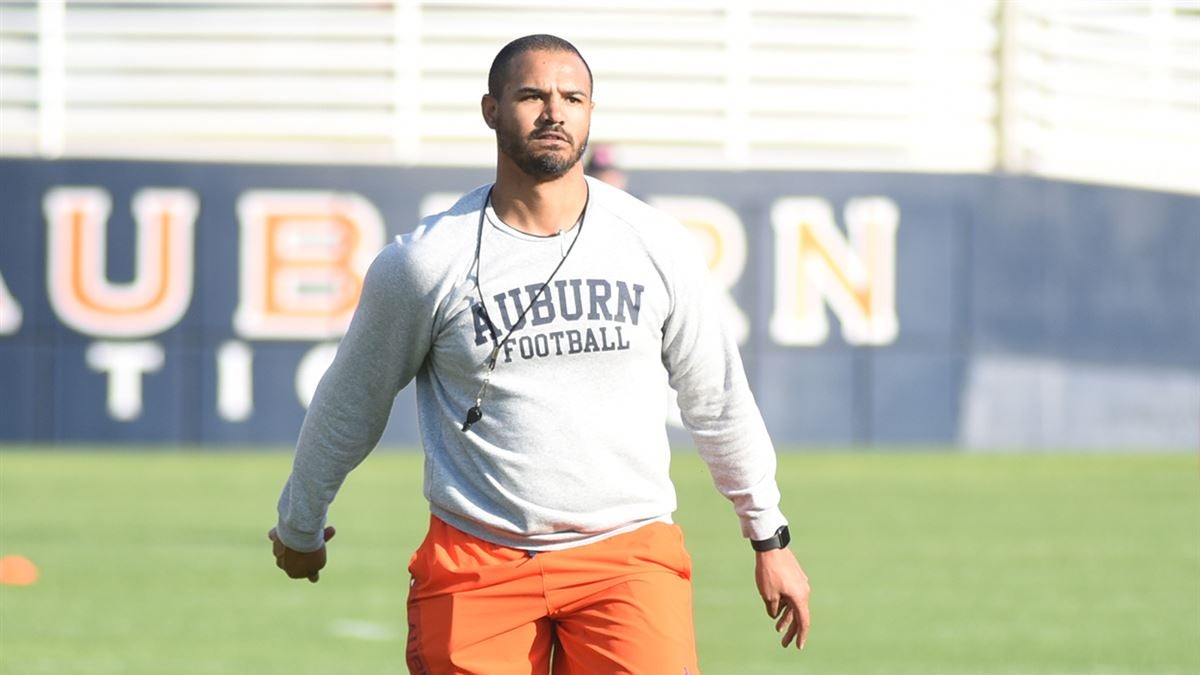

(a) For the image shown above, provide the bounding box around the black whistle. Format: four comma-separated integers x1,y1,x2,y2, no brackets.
461,405,483,431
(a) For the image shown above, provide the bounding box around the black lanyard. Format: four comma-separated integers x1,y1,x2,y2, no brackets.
462,185,588,431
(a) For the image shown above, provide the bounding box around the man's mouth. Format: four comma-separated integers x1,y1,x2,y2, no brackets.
532,130,569,143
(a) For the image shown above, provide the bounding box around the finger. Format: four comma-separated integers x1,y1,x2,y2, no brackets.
323,526,337,542
782,616,799,648
798,603,812,650
267,528,278,542
775,604,791,632
308,572,319,583
764,596,780,618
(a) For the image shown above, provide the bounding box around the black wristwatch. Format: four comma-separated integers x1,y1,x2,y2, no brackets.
751,525,790,552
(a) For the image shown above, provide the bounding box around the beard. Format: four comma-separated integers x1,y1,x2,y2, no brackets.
497,122,589,180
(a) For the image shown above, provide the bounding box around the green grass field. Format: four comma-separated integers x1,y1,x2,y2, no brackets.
1,448,1197,675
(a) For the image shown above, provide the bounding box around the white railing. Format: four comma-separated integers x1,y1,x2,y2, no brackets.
1,0,1197,194
1000,0,1200,194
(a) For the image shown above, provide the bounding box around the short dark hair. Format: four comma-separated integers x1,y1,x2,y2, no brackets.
487,34,593,97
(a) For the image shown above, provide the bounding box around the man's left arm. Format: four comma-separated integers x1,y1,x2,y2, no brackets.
658,221,813,651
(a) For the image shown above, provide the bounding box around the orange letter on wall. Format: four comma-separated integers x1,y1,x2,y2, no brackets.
234,191,385,340
45,188,198,338
650,196,750,345
770,197,899,346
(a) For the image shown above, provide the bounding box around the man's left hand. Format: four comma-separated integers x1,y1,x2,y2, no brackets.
754,548,811,650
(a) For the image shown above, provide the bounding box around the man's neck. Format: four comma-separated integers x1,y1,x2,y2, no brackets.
491,166,589,237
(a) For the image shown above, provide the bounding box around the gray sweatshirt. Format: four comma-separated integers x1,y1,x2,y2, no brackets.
276,177,786,552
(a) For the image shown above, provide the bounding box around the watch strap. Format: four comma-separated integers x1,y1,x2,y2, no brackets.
751,525,790,552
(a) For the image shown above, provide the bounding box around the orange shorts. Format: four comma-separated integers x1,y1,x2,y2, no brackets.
405,515,700,675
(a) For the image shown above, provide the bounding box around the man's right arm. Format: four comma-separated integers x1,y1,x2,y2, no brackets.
274,242,436,553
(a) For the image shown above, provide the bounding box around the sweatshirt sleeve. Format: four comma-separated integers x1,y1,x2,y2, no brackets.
275,242,433,552
660,232,788,542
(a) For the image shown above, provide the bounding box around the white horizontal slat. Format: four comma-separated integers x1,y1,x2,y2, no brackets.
64,39,394,73
65,108,393,138
0,37,37,68
747,82,996,118
750,21,998,51
420,24,727,46
1013,5,1200,42
421,7,727,43
0,73,37,103
1029,134,1200,194
58,137,398,164
594,142,726,168
417,42,729,80
592,113,728,143
746,145,994,173
748,147,993,172
584,44,730,78
1016,64,1200,109
1016,32,1200,74
748,49,997,86
63,73,394,107
588,81,727,114
0,104,37,133
747,147,908,171
0,140,38,156
751,0,995,19
411,74,483,106
0,5,36,35
1020,97,1200,144
744,116,994,149
1017,104,1200,141
63,7,394,38
1010,119,1200,160
412,42,500,80
413,138,498,167
1038,0,1197,12
1036,10,1200,42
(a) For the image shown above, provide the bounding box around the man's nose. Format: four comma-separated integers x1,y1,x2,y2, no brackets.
539,97,564,124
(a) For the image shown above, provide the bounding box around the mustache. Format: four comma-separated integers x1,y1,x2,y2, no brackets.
529,126,572,143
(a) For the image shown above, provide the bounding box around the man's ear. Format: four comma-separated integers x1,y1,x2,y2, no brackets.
481,94,499,130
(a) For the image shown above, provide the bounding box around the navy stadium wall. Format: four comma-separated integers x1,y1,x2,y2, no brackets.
0,158,1196,448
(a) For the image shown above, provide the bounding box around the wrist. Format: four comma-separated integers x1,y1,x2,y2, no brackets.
750,525,790,552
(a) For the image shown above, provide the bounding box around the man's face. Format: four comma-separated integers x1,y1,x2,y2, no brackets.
486,49,593,180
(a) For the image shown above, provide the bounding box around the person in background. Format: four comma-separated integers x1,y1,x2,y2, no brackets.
584,142,629,191
268,33,811,674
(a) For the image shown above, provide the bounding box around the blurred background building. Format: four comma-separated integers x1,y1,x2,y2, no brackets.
1,0,1197,194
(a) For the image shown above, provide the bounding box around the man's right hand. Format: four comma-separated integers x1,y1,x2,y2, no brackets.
268,526,336,583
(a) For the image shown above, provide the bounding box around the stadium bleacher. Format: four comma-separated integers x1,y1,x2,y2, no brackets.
1,0,1195,193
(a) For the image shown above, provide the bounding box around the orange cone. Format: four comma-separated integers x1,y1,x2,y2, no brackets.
0,555,39,586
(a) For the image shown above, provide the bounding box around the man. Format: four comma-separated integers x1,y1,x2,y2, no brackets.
269,34,811,674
